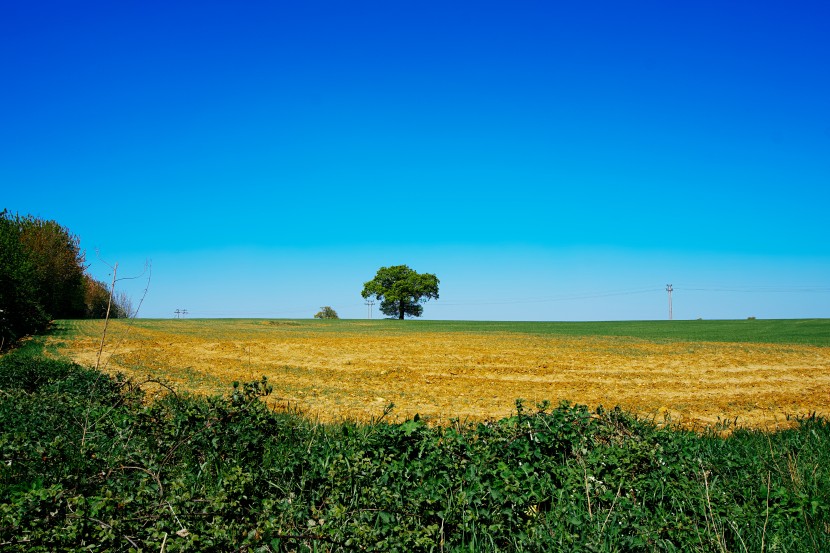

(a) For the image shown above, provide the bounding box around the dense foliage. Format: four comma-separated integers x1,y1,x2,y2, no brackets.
362,265,439,319
0,214,50,347
0,210,131,349
1,345,828,551
15,214,87,320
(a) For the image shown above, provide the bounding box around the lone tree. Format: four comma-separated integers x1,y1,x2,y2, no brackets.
314,306,339,319
361,265,439,319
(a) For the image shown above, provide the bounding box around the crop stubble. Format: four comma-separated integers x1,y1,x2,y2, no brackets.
50,319,830,429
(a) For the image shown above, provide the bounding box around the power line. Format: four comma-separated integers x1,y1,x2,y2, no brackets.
431,284,830,309
432,288,662,307
679,286,830,293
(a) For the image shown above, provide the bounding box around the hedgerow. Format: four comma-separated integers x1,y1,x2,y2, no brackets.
0,210,135,351
1,347,828,551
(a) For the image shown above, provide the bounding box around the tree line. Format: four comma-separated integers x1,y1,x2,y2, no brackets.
0,210,130,349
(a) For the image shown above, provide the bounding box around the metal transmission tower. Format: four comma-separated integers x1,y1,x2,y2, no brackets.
666,284,673,320
365,300,375,319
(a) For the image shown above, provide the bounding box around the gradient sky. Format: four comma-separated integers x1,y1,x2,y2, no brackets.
2,1,829,320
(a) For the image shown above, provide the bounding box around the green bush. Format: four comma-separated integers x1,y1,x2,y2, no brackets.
314,306,339,319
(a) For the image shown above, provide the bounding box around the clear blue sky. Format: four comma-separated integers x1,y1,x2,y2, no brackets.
2,1,829,320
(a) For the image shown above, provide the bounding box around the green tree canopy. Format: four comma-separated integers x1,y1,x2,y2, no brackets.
361,265,439,319
17,214,86,319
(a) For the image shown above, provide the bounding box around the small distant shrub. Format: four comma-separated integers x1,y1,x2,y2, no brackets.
747,316,756,320
314,306,339,319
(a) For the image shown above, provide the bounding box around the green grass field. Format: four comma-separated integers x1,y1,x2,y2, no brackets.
64,317,829,344
445,318,830,345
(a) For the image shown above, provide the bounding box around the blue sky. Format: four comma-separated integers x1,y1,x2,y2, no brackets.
2,1,829,320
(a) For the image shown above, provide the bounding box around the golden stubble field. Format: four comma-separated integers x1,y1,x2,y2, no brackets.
48,319,830,430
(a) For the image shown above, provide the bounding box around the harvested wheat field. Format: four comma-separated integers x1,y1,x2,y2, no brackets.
47,318,830,430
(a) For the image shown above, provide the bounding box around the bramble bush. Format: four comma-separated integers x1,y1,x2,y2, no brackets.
1,346,828,551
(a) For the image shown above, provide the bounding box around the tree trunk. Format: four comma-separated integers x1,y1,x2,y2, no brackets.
399,301,405,319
